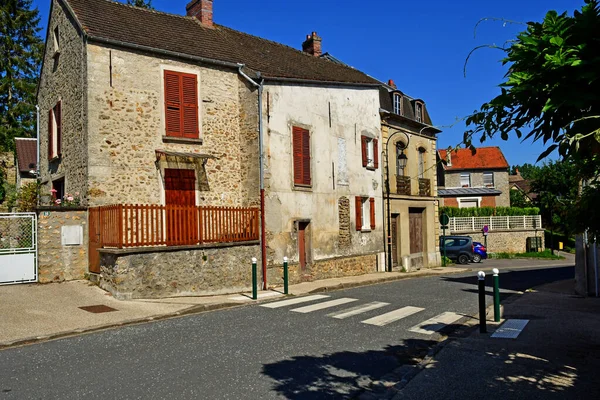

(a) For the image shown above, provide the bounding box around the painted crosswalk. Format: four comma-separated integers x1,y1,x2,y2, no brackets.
328,302,390,319
291,298,358,313
408,312,465,335
260,294,330,309
361,306,425,326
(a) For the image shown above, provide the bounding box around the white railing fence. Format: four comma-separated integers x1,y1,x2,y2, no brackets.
445,216,543,232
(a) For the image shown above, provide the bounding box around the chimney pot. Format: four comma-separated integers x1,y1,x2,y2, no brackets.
302,31,322,57
186,0,214,28
387,79,397,89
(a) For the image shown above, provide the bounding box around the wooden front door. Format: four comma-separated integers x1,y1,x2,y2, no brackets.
88,208,101,274
164,169,197,245
298,221,309,270
391,214,399,266
409,208,424,254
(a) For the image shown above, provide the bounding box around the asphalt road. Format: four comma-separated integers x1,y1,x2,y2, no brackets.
0,264,574,399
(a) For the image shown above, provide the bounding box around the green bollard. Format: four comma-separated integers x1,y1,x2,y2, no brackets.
493,268,500,322
252,257,258,300
283,257,289,295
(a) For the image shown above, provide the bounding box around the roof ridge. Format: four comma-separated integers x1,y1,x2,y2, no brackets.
93,0,192,21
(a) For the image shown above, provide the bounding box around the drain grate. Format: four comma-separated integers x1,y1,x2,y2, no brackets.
491,319,529,339
79,305,118,314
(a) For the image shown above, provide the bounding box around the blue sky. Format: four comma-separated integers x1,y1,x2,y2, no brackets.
32,0,583,166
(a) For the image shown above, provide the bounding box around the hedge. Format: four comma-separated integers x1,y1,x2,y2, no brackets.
440,206,540,218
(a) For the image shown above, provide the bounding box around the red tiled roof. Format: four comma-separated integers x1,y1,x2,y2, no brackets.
438,147,509,170
64,0,380,85
14,138,37,173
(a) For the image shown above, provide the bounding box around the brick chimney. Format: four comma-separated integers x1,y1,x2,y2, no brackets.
387,79,397,89
302,32,322,57
186,0,213,28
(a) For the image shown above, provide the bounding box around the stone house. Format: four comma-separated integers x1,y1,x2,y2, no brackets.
380,80,442,271
37,0,386,297
509,169,538,204
437,147,510,208
14,138,38,189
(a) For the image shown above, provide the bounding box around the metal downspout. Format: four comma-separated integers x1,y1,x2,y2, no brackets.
35,105,40,177
594,238,598,297
237,65,267,290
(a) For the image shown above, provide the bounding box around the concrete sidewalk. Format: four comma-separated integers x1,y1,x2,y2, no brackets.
389,279,600,400
0,266,466,348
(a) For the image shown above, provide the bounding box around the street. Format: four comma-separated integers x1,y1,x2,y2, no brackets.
0,264,573,399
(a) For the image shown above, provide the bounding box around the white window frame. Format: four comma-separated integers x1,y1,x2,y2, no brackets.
53,26,60,54
366,138,375,168
460,172,471,188
415,102,423,123
458,197,480,209
483,172,494,188
393,94,402,115
361,198,371,230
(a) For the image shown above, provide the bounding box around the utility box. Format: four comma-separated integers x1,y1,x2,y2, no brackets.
61,225,83,246
526,237,542,253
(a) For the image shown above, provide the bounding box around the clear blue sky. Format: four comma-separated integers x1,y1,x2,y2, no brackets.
32,0,583,166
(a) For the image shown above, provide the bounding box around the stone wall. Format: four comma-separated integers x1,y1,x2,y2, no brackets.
37,207,88,282
451,229,545,254
0,152,16,185
338,197,351,248
443,170,510,207
266,253,378,287
99,242,261,299
38,0,88,203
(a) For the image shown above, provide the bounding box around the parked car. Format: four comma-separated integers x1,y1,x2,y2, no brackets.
440,235,474,264
472,241,488,263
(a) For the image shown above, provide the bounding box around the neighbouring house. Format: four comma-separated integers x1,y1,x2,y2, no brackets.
509,168,538,203
14,138,38,189
37,0,386,297
380,80,442,271
437,147,510,208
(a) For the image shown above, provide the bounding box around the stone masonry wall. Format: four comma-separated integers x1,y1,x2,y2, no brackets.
37,208,88,282
38,0,88,203
453,229,545,254
338,197,351,248
99,243,261,299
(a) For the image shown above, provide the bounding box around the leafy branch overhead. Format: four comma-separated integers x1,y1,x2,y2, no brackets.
464,0,600,162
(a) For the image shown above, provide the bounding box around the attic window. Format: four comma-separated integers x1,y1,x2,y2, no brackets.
393,93,402,115
415,102,423,123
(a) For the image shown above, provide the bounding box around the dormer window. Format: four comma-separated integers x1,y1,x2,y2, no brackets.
393,93,402,115
415,102,423,123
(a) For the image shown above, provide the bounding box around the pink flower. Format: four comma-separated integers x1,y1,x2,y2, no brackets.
67,196,74,201
75,192,80,196
50,189,57,194
55,199,61,205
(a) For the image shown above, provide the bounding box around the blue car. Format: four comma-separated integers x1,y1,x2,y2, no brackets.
472,242,488,263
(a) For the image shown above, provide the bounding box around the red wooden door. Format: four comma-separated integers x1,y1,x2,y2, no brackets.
164,169,197,245
409,208,424,254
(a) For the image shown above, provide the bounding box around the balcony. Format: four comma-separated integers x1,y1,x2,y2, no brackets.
396,175,411,195
419,178,431,197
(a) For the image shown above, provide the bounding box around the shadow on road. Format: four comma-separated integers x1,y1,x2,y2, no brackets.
261,339,437,399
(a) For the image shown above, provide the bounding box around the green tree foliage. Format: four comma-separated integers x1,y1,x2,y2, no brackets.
15,181,39,212
440,206,540,218
510,189,530,208
0,0,43,152
465,0,600,160
125,0,153,9
510,163,540,180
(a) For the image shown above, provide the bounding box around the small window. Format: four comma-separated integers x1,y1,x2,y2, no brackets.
52,178,65,204
396,144,405,176
483,172,494,187
418,148,426,179
460,173,471,188
293,126,311,186
53,26,60,53
361,136,378,169
393,94,402,115
48,102,62,160
459,198,478,209
355,196,375,231
164,70,199,138
415,102,423,123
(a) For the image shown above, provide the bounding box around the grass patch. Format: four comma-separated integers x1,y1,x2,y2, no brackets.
489,249,564,260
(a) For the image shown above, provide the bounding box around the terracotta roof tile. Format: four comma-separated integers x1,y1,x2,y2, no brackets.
65,0,380,85
438,147,509,171
14,138,37,173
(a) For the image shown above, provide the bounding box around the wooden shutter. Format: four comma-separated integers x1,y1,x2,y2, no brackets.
56,101,62,156
293,127,311,185
48,109,53,160
361,136,368,167
181,74,199,138
165,71,182,136
373,138,379,169
355,196,362,231
369,197,376,230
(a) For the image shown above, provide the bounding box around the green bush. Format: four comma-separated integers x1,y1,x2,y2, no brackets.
440,206,540,218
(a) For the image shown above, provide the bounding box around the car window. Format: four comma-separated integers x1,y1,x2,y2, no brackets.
456,239,469,246
442,239,455,247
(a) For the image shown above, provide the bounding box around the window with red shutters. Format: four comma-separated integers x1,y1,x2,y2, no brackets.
164,70,199,138
48,101,62,160
293,126,311,186
369,197,376,229
48,109,53,160
361,136,378,169
355,196,362,231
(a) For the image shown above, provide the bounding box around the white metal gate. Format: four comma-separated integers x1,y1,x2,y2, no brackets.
0,213,37,285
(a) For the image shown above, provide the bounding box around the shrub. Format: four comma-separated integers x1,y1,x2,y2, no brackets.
440,206,540,218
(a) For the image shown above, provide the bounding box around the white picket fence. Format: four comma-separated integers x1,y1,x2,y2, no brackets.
446,216,542,232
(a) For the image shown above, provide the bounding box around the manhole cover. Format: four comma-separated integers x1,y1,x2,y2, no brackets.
79,305,118,314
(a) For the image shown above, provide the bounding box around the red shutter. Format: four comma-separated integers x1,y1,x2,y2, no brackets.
373,138,379,169
164,71,182,136
293,126,303,184
361,136,368,167
301,128,311,185
56,101,62,156
369,197,376,230
355,196,362,231
48,109,53,160
181,74,199,138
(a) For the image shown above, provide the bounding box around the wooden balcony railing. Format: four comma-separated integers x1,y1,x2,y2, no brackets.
396,175,411,195
89,204,259,249
418,178,431,197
